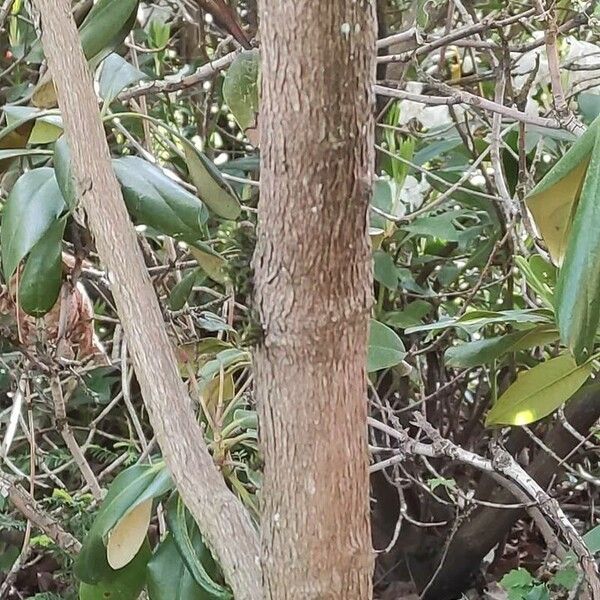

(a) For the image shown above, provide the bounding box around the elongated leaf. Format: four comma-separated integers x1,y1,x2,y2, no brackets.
183,142,241,220
106,499,152,570
368,320,406,372
165,494,231,599
75,463,172,584
0,148,51,160
1,168,65,279
485,353,594,427
169,268,202,311
445,326,559,368
80,540,151,600
4,106,63,144
53,136,77,209
514,255,555,309
222,49,260,146
99,53,148,104
526,117,600,266
79,0,140,64
19,218,66,317
190,243,229,285
556,126,600,363
147,534,209,600
113,157,208,239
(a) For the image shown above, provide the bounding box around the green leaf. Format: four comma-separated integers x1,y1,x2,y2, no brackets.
19,218,66,317
368,320,406,372
373,250,399,290
165,494,231,599
79,540,151,600
1,168,65,279
515,255,555,309
4,106,63,144
555,125,600,363
383,301,432,329
403,212,463,242
183,142,241,220
0,148,51,160
113,157,208,239
75,463,172,584
169,269,202,311
500,568,535,590
53,136,77,210
147,534,208,600
222,49,260,146
485,353,594,427
189,243,229,285
99,53,148,104
79,0,140,64
525,117,600,266
444,326,559,368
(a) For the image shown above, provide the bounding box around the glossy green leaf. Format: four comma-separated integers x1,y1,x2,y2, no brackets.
99,53,148,104
485,353,594,427
183,142,241,220
555,125,600,363
525,117,600,266
165,494,231,599
368,320,406,372
79,540,151,600
147,534,208,600
444,326,559,368
75,463,172,584
1,168,65,279
53,136,77,210
113,157,208,239
222,49,260,146
19,218,66,317
190,243,229,285
79,0,140,64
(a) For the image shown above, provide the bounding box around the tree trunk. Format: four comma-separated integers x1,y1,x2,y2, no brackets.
33,2,261,598
254,2,377,599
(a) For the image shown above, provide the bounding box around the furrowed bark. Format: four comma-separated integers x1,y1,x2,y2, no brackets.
33,2,260,597
254,1,377,598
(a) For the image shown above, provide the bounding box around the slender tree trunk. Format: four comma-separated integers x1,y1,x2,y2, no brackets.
33,2,261,598
254,2,377,598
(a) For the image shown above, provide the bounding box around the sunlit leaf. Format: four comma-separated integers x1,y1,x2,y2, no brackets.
106,499,152,570
525,118,600,266
485,353,594,427
555,125,600,363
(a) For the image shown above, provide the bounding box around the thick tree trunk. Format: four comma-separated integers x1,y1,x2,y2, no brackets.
254,2,377,599
33,2,260,598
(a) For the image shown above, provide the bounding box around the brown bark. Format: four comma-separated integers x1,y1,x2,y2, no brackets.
33,2,260,598
254,2,377,598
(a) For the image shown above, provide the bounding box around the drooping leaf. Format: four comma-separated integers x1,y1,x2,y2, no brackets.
525,117,600,266
147,534,208,600
169,269,203,311
189,243,229,285
485,353,594,427
555,126,600,363
183,142,241,220
4,106,63,144
75,463,172,584
444,326,559,368
99,53,148,104
222,49,260,146
113,157,208,239
53,136,77,209
1,168,65,279
106,499,152,570
165,494,231,599
368,320,406,372
80,540,151,600
373,250,399,290
79,0,140,64
19,218,66,317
